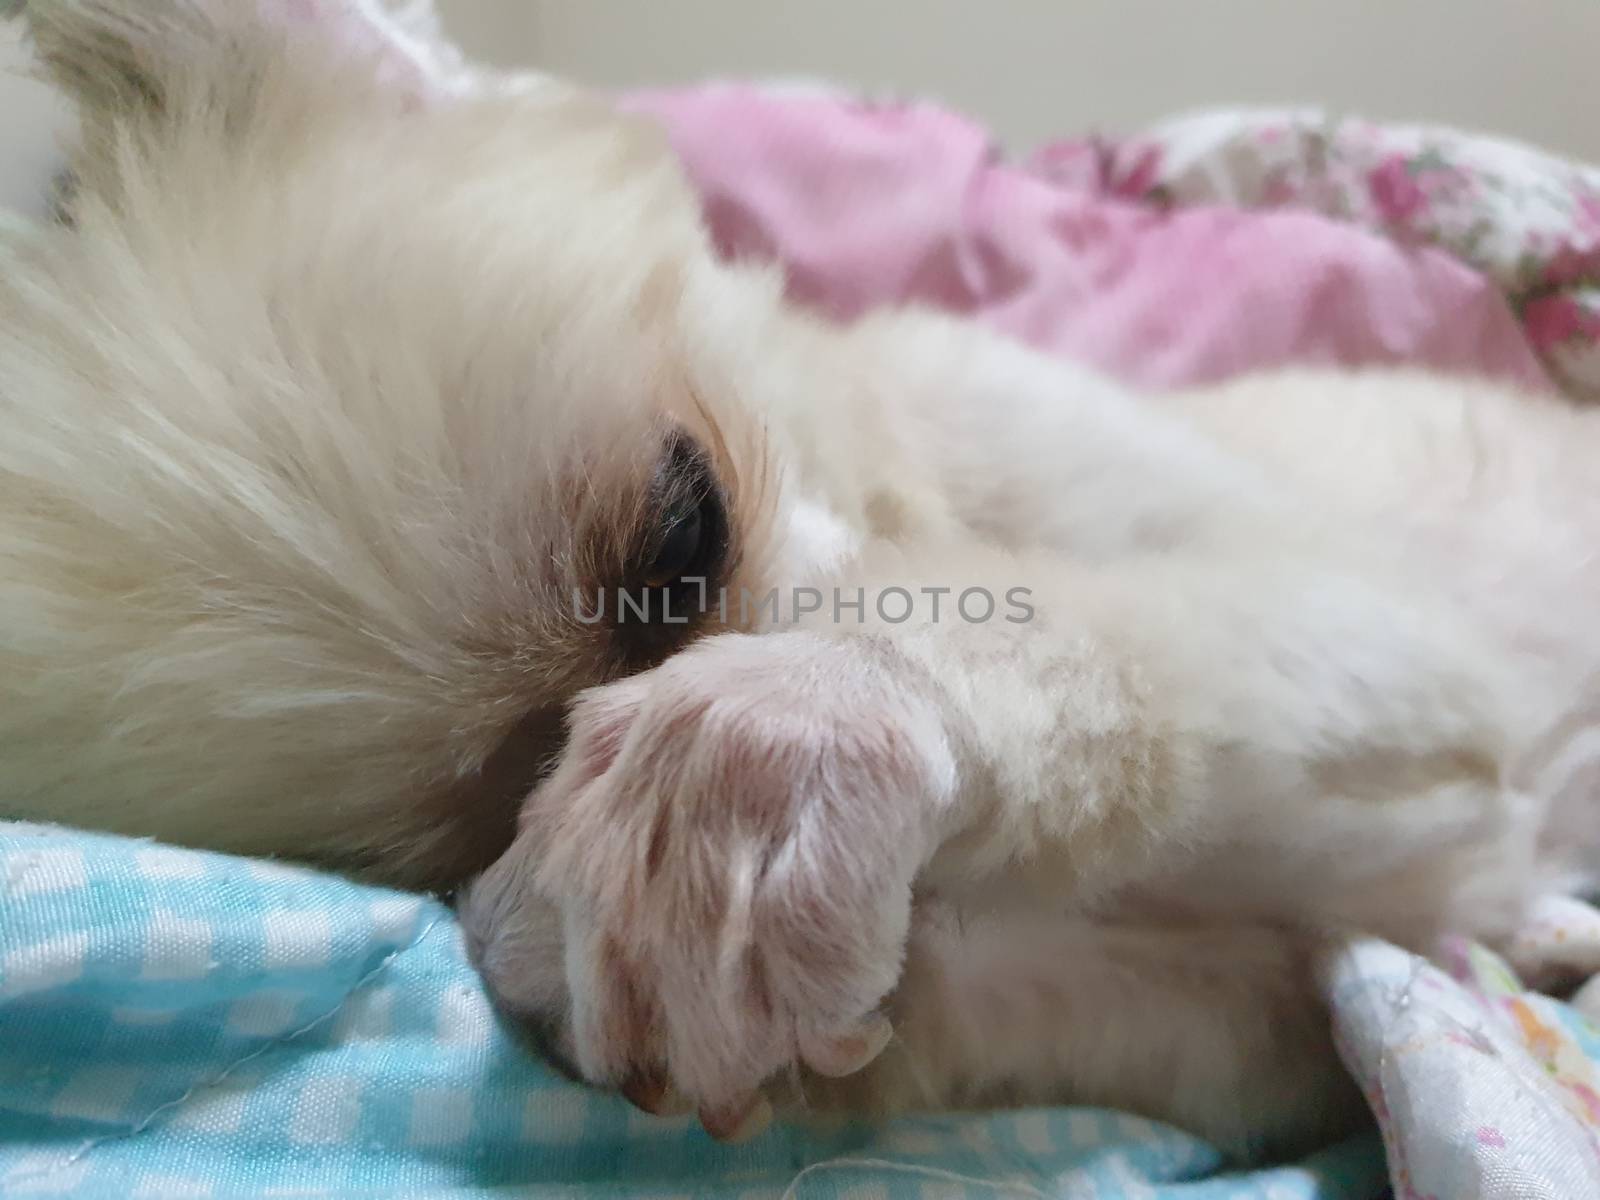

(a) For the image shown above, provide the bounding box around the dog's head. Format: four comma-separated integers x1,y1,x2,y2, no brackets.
4,1,798,886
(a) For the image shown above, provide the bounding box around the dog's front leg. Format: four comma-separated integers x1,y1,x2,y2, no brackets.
462,542,1526,1137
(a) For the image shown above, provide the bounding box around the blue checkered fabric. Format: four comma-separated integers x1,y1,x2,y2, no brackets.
0,822,1386,1198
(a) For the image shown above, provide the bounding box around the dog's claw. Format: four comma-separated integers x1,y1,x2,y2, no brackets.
698,1093,773,1143
620,1070,672,1116
627,1080,691,1118
802,1013,895,1078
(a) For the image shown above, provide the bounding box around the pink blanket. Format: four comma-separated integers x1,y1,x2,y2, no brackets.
622,85,1553,394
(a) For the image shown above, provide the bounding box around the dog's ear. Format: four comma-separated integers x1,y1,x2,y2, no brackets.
10,0,461,122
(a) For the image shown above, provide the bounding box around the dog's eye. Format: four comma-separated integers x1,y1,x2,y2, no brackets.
641,439,727,589
644,500,707,587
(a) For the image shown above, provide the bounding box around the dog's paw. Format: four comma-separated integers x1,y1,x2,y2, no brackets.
464,632,955,1140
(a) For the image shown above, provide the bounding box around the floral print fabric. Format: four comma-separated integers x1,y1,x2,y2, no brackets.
1031,108,1600,402
1328,897,1600,1199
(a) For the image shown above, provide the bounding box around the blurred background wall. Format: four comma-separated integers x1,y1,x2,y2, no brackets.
6,1,1596,216
494,1,1598,161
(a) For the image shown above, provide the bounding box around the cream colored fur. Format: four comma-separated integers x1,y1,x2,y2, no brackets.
4,0,1598,1158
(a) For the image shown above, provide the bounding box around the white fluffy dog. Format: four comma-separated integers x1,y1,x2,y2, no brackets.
4,0,1598,1156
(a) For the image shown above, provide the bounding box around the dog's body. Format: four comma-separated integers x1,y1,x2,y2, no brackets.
4,0,1598,1157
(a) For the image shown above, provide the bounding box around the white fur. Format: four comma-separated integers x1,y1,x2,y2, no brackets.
5,0,1598,1158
